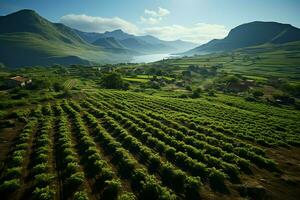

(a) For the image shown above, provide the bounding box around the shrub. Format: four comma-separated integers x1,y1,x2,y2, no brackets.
222,163,239,180
160,163,173,186
172,170,186,193
12,150,26,157
165,147,176,160
10,155,24,166
273,93,295,105
66,172,85,190
209,168,227,190
0,179,20,193
141,176,175,200
237,159,251,173
119,158,135,177
118,192,136,200
42,104,52,115
36,138,50,147
32,163,48,175
36,146,50,155
131,169,147,190
32,186,55,200
101,167,114,181
64,155,77,164
102,179,121,200
184,176,201,200
15,143,29,150
62,148,74,158
207,90,216,97
65,162,80,176
35,153,49,163
252,90,264,98
73,191,89,200
148,155,161,172
34,173,55,187
88,160,104,176
4,167,22,179
191,88,202,98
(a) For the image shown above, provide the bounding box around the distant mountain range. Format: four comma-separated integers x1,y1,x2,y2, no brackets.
0,9,126,67
0,9,196,67
74,29,196,54
1,9,300,68
183,21,300,55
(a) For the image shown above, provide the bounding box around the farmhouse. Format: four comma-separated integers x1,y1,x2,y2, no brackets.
7,76,32,87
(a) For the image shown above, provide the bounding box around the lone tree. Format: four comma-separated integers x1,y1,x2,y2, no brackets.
252,90,264,98
100,73,129,90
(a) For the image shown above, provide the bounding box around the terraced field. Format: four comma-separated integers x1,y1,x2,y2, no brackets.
0,90,299,200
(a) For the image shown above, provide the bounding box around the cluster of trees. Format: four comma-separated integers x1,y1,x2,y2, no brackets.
178,87,203,99
5,78,67,101
100,73,129,90
266,77,300,98
187,65,218,77
212,74,250,93
140,76,175,90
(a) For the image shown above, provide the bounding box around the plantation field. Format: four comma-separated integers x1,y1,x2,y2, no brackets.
161,42,300,81
0,90,299,200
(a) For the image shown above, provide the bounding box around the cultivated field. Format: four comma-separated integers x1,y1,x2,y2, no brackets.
1,90,299,200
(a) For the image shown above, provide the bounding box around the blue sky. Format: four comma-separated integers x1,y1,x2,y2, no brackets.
0,0,299,43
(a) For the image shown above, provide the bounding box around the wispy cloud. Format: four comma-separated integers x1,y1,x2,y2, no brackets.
60,14,140,34
60,13,228,44
140,7,170,25
144,23,229,43
145,7,170,18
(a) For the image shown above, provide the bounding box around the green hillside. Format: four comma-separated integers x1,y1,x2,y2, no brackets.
0,10,132,67
92,37,126,49
184,21,300,55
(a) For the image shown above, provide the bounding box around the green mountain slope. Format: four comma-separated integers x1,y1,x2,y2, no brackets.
0,9,132,67
119,37,170,54
0,9,87,45
184,21,300,55
92,37,125,49
73,29,104,43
